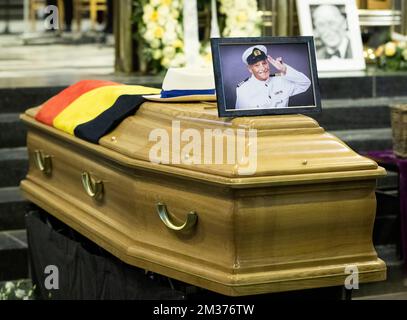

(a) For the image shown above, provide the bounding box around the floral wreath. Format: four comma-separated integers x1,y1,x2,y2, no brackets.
134,0,262,73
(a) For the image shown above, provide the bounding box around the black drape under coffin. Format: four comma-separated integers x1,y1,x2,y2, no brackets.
25,209,185,300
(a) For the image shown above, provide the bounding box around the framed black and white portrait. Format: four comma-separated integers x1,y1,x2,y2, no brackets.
210,36,321,118
296,0,366,72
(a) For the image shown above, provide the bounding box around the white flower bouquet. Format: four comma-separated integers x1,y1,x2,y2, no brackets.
134,0,185,73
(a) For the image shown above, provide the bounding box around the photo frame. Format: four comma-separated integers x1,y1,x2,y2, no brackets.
296,0,366,72
211,36,321,118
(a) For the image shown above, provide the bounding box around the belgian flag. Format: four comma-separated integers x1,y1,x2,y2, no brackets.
35,80,160,143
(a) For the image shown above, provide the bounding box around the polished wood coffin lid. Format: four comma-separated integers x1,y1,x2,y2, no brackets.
22,102,385,187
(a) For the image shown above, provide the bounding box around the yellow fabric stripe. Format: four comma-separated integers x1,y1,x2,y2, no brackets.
53,85,160,135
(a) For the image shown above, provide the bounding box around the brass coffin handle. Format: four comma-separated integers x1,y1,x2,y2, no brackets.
81,171,104,200
156,203,198,232
34,150,52,175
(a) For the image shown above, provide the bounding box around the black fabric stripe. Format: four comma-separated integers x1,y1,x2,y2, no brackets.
74,95,145,144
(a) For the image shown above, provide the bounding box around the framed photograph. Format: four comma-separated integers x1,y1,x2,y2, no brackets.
296,0,366,72
210,36,321,118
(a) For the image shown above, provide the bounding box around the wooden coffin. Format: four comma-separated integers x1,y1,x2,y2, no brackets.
20,102,386,296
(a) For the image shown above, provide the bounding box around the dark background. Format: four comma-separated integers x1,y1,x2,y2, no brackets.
219,43,315,110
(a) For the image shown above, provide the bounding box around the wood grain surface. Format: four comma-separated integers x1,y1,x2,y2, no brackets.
20,103,386,296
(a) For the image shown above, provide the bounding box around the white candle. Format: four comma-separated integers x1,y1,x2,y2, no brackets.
183,0,200,67
210,0,220,38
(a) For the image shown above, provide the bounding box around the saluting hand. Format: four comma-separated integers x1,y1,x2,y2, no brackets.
267,55,287,75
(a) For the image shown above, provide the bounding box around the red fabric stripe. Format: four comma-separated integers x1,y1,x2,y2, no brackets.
35,80,120,125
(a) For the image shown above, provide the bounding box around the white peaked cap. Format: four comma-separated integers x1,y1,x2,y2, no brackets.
162,67,215,91
241,45,268,65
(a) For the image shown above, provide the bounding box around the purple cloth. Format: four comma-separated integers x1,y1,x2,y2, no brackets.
364,150,407,267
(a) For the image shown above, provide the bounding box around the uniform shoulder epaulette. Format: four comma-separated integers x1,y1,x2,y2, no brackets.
237,77,249,87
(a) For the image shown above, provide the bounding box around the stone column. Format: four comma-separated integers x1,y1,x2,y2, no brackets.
114,0,134,74
276,0,288,36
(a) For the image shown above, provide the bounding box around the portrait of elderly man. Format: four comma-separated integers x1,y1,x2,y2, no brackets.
312,4,353,60
235,45,311,110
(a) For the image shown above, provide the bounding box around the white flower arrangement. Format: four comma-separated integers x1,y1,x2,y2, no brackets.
219,0,262,37
135,0,262,72
140,0,185,70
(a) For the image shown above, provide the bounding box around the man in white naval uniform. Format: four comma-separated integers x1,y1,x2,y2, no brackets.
235,45,311,110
